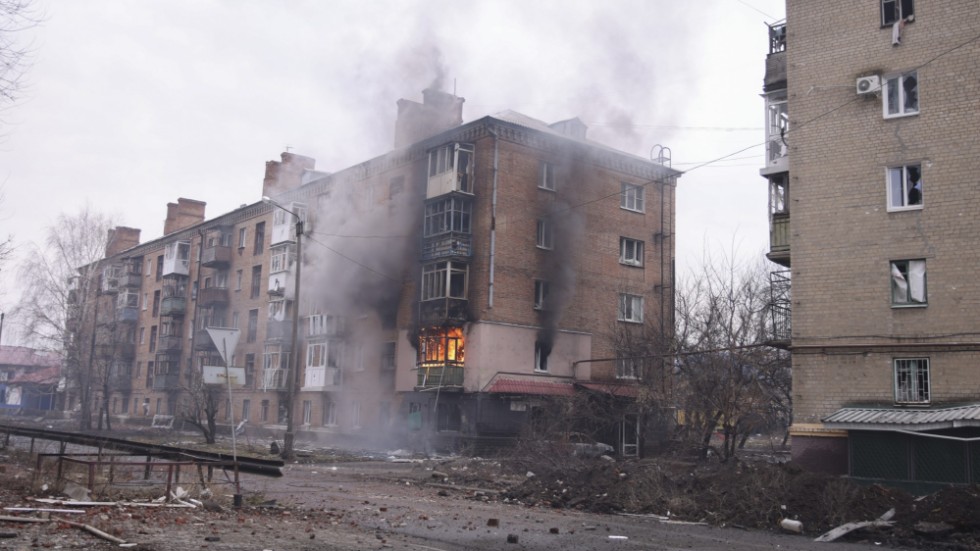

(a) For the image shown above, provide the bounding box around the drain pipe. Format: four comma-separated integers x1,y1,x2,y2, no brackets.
488,126,499,309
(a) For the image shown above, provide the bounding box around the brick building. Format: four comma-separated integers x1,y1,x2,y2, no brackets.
762,2,980,486
73,90,679,454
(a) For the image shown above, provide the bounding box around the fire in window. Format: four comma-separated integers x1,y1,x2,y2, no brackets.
419,327,465,367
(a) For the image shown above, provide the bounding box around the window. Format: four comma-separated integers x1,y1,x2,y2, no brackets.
894,358,929,403
886,164,922,210
534,342,549,372
260,399,269,422
253,222,265,255
533,280,549,310
620,237,644,267
769,174,789,215
247,309,259,342
616,356,640,379
428,143,474,194
235,269,243,291
890,259,926,306
156,255,163,281
250,265,262,298
307,342,327,368
149,326,157,352
323,400,337,426
423,196,472,237
536,219,553,249
882,0,914,26
618,293,644,323
351,401,362,429
302,400,312,425
539,161,557,191
765,91,789,165
152,290,161,317
883,72,918,118
231,311,239,329
381,342,396,371
242,399,251,422
421,261,467,300
238,227,247,249
142,292,148,310
620,183,645,213
139,327,145,345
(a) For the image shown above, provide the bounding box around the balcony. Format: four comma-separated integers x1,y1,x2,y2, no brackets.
197,286,229,306
416,365,464,389
119,272,142,288
201,245,232,268
421,233,472,261
303,366,341,391
162,241,190,277
307,314,345,339
262,368,289,391
419,297,469,325
767,213,791,267
157,335,182,352
151,372,181,391
767,270,791,348
194,329,217,351
118,306,139,324
160,296,186,317
266,320,294,342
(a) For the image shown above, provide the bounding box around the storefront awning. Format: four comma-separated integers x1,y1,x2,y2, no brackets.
823,403,980,431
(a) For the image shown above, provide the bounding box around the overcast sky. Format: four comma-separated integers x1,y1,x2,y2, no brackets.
0,0,785,345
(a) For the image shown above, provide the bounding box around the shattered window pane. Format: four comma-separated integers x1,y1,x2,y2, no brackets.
884,72,918,118
887,164,922,209
890,259,926,305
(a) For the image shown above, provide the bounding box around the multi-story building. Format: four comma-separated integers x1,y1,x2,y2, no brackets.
75,89,680,454
763,2,980,486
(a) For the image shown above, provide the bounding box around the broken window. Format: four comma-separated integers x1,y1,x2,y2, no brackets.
419,327,464,367
882,0,914,26
428,143,474,194
536,219,553,249
620,183,645,213
765,91,789,165
894,358,929,403
620,237,644,267
884,71,918,118
887,164,922,210
424,196,472,237
421,261,468,301
618,293,644,323
890,259,926,306
533,280,550,310
534,341,550,372
539,161,557,191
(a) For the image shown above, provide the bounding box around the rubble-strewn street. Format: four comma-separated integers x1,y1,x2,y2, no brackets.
1,434,978,551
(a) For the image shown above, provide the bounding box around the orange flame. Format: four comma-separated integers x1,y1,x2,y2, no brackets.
420,327,465,366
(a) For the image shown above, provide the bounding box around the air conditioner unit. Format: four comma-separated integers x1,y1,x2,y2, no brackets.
856,75,881,95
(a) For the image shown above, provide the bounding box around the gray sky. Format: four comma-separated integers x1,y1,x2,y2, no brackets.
0,0,785,344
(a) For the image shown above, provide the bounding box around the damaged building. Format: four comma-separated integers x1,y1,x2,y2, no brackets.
69,89,679,455
762,2,980,487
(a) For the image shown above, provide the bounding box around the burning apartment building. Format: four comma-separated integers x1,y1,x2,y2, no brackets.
70,89,680,455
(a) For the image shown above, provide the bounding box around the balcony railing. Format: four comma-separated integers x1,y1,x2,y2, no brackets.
416,365,464,389
767,269,791,347
303,366,341,391
151,373,181,391
421,233,472,261
118,306,139,324
201,245,232,267
160,296,186,317
119,273,142,288
419,298,469,325
767,213,790,266
197,286,229,306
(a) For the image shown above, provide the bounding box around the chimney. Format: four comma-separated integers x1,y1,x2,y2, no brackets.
549,118,588,140
163,198,206,235
262,152,317,199
105,226,141,257
393,88,465,149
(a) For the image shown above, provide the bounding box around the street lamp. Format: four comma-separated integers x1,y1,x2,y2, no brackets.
261,195,303,460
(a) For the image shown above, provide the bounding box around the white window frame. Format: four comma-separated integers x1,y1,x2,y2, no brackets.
616,356,640,379
533,280,549,310
890,259,927,306
238,227,247,249
323,400,337,426
883,71,918,119
620,237,644,267
894,358,929,404
534,342,549,373
620,182,645,213
618,293,644,323
886,164,922,211
421,261,468,301
536,219,553,250
302,400,312,425
539,161,557,191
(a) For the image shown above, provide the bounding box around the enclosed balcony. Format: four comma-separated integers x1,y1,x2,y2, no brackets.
160,296,186,317
425,143,474,199
101,265,123,294
193,329,217,351
416,327,464,389
269,202,307,246
162,241,191,277
262,368,289,391
419,298,468,325
266,319,294,342
766,175,790,267
151,372,181,391
201,244,232,268
417,366,464,388
307,313,346,339
422,233,472,261
197,286,229,306
157,335,182,352
118,272,142,288
303,366,341,391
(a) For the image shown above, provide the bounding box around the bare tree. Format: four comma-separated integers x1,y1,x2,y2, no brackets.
673,254,789,461
179,368,223,444
14,206,113,429
0,0,40,110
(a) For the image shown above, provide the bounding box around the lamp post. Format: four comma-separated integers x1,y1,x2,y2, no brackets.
262,196,303,460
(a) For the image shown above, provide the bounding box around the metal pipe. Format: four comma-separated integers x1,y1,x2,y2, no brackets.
487,126,499,309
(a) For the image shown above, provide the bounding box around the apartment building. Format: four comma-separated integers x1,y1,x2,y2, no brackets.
74,89,679,454
762,1,980,486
